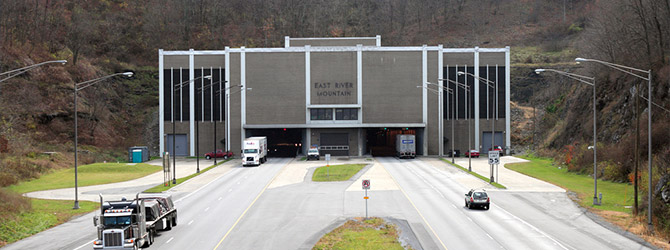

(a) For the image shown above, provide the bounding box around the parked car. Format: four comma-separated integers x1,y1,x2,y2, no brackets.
205,149,234,160
465,189,490,210
488,145,504,156
465,150,480,158
307,148,320,160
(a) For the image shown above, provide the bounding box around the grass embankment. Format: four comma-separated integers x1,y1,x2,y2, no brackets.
2,162,160,247
8,162,162,194
312,164,366,182
144,159,230,192
507,155,632,212
0,199,98,246
313,217,409,250
440,159,506,189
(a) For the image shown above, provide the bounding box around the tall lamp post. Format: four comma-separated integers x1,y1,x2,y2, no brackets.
438,79,471,170
457,71,499,182
535,69,598,205
171,75,212,182
426,79,471,168
575,58,653,230
0,60,67,84
73,72,133,209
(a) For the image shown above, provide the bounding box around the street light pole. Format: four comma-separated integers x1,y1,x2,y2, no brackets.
575,58,653,230
458,71,499,181
73,72,133,209
0,60,67,84
436,79,471,167
171,75,212,181
535,68,598,205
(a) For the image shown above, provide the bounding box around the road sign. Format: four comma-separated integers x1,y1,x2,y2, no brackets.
325,154,331,161
362,179,370,189
488,151,500,165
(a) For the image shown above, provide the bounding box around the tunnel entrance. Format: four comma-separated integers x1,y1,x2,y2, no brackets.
246,128,303,157
365,128,416,156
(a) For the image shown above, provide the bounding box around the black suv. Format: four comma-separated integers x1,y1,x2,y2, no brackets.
465,189,490,210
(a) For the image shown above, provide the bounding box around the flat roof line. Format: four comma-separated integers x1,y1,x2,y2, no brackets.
161,47,508,55
288,36,378,40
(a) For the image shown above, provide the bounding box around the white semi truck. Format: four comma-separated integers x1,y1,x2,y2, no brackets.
243,136,267,166
396,134,416,159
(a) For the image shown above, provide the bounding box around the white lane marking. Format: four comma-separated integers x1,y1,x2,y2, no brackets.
73,240,94,250
188,220,194,225
237,181,240,185
451,204,457,209
228,189,233,192
494,204,571,250
205,207,210,212
166,237,174,244
467,217,473,222
487,233,493,240
379,160,449,250
218,197,222,201
175,168,242,204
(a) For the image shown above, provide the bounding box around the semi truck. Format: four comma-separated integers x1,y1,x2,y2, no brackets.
93,194,177,249
243,136,267,166
396,134,416,159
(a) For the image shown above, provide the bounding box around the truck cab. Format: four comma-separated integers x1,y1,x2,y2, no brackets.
243,136,267,166
93,196,149,249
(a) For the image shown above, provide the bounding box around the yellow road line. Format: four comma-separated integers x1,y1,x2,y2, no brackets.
213,158,292,250
379,160,449,250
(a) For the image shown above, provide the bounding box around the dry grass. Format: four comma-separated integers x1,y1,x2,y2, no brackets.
593,210,670,249
313,217,410,250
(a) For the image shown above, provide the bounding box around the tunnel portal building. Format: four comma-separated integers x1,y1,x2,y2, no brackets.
159,36,511,158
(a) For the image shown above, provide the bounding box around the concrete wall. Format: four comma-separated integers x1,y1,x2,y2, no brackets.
362,51,423,124
229,53,242,154
443,119,506,154
310,52,357,105
245,52,306,125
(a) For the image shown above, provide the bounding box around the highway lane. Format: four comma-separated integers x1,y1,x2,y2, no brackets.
151,158,290,249
1,158,289,250
378,157,652,250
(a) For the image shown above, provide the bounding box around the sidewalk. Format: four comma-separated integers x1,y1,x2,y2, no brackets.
24,157,239,202
450,156,565,192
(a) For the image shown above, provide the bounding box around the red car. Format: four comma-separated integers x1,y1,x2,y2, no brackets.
465,150,480,158
205,149,233,160
488,145,504,156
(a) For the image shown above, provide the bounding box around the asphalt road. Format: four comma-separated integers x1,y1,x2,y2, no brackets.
2,158,289,250
149,157,289,249
377,157,652,250
3,156,655,250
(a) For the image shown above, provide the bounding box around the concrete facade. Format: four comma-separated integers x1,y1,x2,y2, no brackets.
158,36,511,158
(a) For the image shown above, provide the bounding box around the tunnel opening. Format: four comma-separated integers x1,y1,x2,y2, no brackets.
246,128,303,157
365,128,416,156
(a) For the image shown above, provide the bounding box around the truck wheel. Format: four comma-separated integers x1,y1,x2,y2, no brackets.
166,220,172,230
172,216,177,227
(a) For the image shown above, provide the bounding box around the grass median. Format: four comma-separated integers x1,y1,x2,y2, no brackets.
507,155,633,213
312,164,366,182
144,158,231,193
313,217,408,250
440,159,506,189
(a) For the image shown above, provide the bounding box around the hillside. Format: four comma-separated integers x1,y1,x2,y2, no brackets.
2,0,670,242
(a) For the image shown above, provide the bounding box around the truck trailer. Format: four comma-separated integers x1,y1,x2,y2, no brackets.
396,134,416,159
243,136,267,166
93,194,177,249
